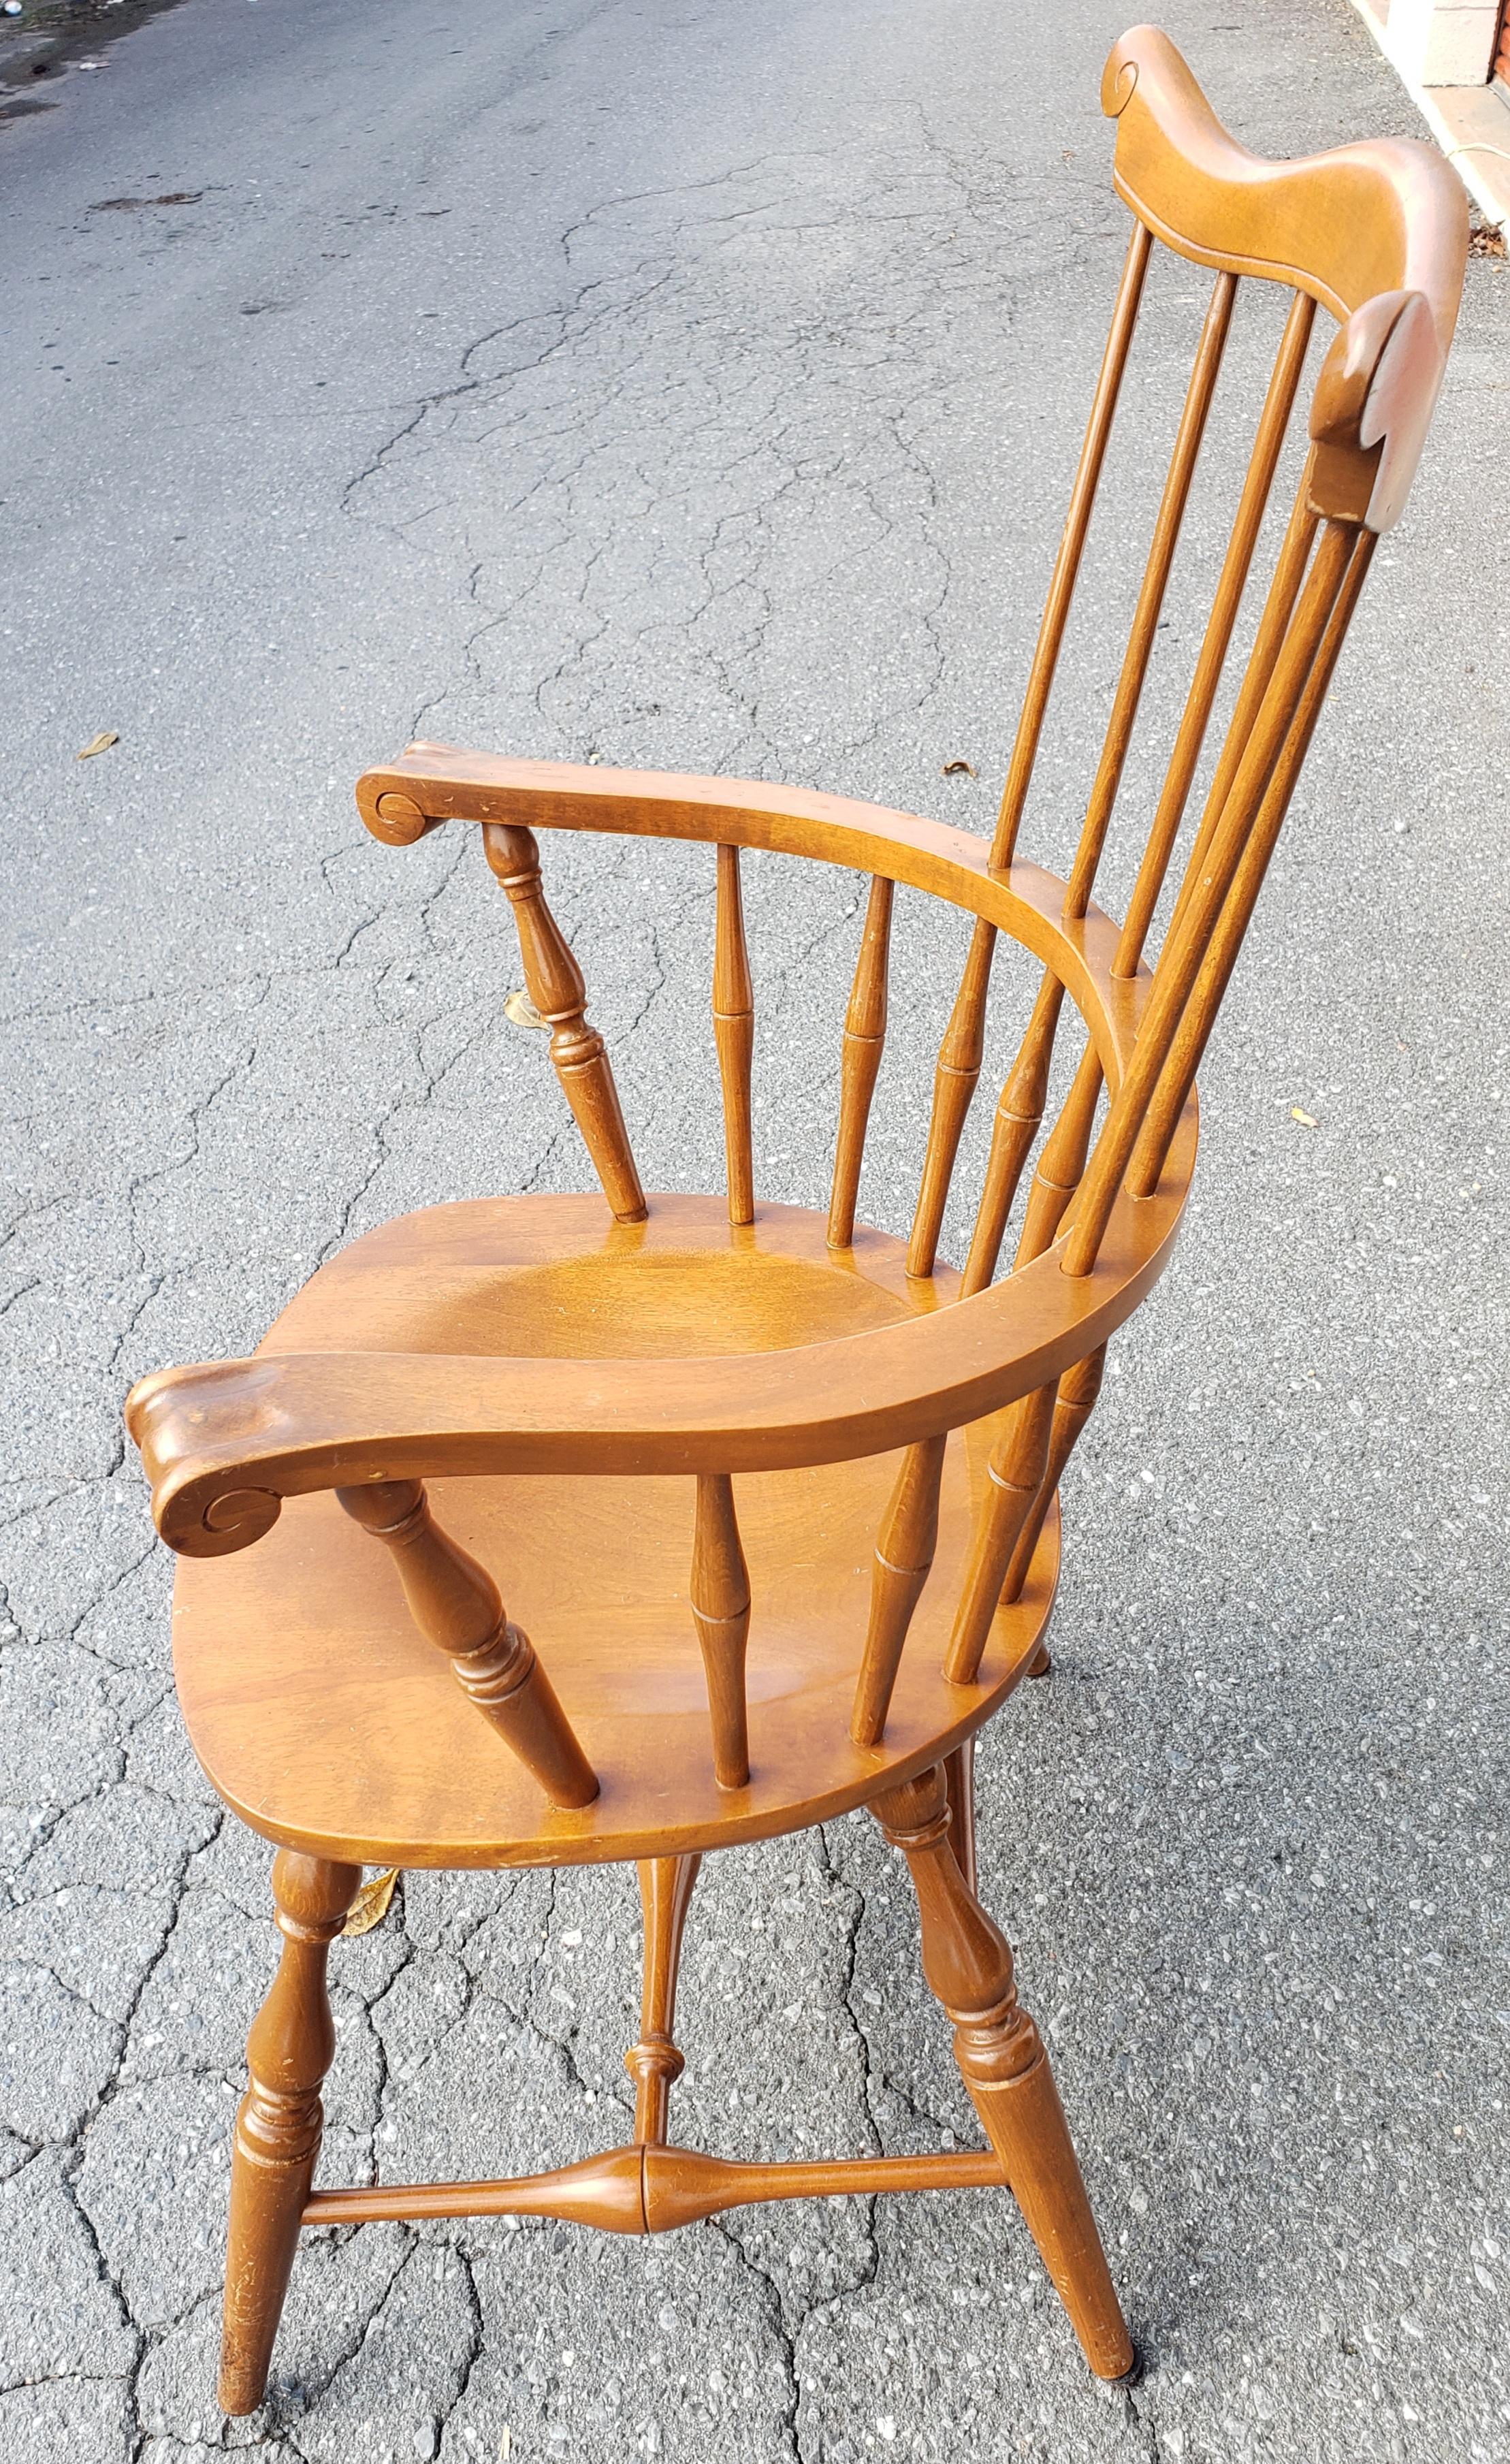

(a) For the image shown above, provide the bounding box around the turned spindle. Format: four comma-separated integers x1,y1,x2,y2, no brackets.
625,1854,702,2144
713,844,756,1226
828,875,893,1249
962,976,1067,1297
908,918,997,1279
483,821,645,1225
689,1473,752,1789
851,1434,948,1747
338,1479,598,1809
945,1385,1057,1686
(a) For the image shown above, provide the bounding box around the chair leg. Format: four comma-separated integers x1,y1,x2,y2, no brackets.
873,1766,1133,2381
942,1736,978,1898
219,1849,362,2416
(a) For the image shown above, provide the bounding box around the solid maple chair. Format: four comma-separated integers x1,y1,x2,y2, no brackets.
125,25,1466,2417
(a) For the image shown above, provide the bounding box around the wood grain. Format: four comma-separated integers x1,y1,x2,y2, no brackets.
114,28,1467,2414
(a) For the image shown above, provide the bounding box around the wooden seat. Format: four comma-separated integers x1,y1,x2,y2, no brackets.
125,25,1466,2425
173,1194,1060,1867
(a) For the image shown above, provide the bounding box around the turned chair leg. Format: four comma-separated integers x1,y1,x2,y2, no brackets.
219,1850,362,2416
873,1766,1133,2381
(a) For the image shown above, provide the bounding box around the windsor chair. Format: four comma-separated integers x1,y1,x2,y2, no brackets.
126,25,1466,2417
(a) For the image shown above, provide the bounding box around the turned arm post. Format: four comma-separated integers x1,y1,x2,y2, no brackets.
338,1479,598,1809
482,820,646,1225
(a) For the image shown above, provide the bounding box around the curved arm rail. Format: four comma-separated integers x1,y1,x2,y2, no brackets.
125,1110,1192,1558
359,756,1136,1064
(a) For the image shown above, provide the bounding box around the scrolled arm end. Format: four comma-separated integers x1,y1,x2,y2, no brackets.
355,741,462,846
125,1360,288,1558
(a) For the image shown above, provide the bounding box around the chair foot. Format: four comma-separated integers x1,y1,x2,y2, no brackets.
1026,1640,1053,1679
873,1765,1131,2382
219,1851,362,2416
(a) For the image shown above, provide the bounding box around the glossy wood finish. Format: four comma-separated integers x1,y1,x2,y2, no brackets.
165,1196,1063,1870
908,916,996,1279
876,1765,1133,2378
483,822,645,1224
336,1477,598,1810
1114,287,1316,974
119,27,1466,2418
1103,25,1465,532
689,1473,752,1788
992,218,1153,870
828,875,893,1250
221,1853,361,2414
626,1853,701,2142
852,1433,948,1748
302,2141,1006,2231
713,843,756,1226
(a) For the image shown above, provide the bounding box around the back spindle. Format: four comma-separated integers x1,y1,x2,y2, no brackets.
1115,289,1317,975
1165,461,1319,948
713,845,755,1226
828,876,893,1249
907,918,997,1279
1001,1345,1108,1607
1063,516,1360,1279
961,976,1067,1298
1130,525,1376,1196
1063,267,1237,923
991,217,1153,874
964,254,1242,1300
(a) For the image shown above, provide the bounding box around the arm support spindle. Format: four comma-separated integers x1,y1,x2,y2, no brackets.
483,822,646,1225
337,1479,598,1808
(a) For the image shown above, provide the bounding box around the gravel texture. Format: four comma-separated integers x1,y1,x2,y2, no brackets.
1,0,1507,2457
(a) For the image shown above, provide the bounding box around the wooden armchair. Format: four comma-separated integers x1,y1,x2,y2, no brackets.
125,25,1466,2417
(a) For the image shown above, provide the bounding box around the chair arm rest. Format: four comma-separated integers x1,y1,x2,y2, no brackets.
125,1164,1188,1561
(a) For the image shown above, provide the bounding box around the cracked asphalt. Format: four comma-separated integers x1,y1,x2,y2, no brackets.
2,0,1507,2457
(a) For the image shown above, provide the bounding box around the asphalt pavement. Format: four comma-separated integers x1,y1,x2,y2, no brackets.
1,0,1507,2457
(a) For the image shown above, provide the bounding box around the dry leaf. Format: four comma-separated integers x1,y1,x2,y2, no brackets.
1290,1106,1319,1129
504,988,547,1030
342,1868,400,1936
76,731,118,761
941,758,977,778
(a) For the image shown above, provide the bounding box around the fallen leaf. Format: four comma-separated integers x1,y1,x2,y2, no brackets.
504,988,547,1030
342,1867,400,1937
1290,1106,1318,1129
941,758,977,778
76,731,118,761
